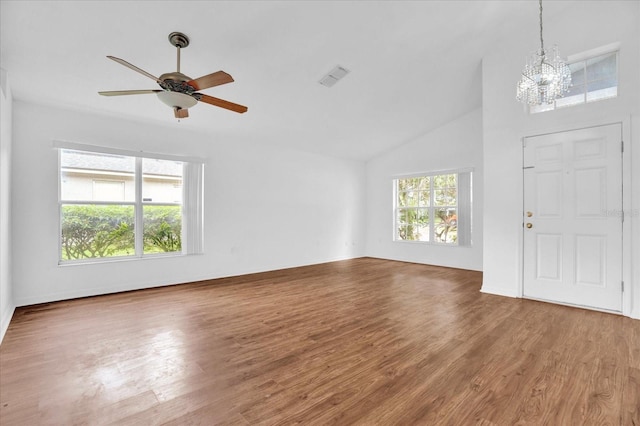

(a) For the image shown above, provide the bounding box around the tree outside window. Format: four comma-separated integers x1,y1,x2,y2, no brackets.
395,173,459,244
60,149,184,262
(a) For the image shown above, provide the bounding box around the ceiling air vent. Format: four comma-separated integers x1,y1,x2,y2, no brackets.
319,65,350,88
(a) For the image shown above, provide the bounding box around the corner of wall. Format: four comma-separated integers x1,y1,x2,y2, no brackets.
0,305,15,344
1,68,7,98
0,67,14,345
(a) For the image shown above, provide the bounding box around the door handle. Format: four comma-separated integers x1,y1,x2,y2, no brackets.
526,223,533,229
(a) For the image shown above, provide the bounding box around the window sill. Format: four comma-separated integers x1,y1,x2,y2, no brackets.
57,252,201,267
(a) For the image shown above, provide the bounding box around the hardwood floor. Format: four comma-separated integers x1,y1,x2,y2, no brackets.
1,257,638,425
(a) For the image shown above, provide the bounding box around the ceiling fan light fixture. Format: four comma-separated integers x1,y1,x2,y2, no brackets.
156,91,197,109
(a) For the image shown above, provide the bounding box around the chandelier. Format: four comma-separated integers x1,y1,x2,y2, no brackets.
516,0,571,106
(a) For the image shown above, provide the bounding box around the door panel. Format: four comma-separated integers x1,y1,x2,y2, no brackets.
536,171,562,217
523,124,622,312
575,235,605,286
536,234,562,281
575,167,606,217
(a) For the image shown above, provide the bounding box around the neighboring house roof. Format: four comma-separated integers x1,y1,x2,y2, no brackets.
61,150,182,177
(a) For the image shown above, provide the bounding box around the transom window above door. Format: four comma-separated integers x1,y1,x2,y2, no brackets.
531,47,619,114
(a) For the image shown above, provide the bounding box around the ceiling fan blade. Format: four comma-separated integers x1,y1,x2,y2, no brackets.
174,108,189,119
186,71,234,91
198,94,248,114
107,56,161,83
99,90,162,96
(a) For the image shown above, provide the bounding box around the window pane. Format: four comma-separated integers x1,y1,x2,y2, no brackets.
555,83,585,108
433,174,456,189
396,208,429,241
143,205,182,254
142,158,183,203
434,208,457,244
434,188,457,206
61,204,134,260
586,52,617,82
398,177,429,192
433,175,445,188
415,209,430,241
61,150,135,202
397,208,408,225
398,191,419,207
418,190,430,207
416,177,430,191
569,62,585,86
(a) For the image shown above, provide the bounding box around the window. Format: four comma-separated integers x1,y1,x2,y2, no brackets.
57,143,204,263
531,49,618,113
394,171,472,245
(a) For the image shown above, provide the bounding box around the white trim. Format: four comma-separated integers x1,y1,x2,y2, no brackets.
52,140,206,164
134,158,143,255
621,116,634,319
480,286,519,298
566,41,621,63
0,303,15,344
392,166,475,180
182,162,205,254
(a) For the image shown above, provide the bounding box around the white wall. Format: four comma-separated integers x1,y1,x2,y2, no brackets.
10,100,366,306
0,68,14,342
482,1,640,317
365,108,483,271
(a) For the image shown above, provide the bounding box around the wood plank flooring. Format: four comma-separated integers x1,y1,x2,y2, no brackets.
1,257,638,425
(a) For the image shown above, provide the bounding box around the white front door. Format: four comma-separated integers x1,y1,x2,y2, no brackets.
523,124,623,312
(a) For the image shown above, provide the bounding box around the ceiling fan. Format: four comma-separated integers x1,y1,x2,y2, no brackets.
99,32,247,118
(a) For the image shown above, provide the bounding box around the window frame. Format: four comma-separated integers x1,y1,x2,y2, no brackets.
55,141,204,265
530,44,620,114
393,169,472,246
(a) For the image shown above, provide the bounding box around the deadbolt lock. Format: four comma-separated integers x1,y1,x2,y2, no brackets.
526,223,533,229
526,211,533,217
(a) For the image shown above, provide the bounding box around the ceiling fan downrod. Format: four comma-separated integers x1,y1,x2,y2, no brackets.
168,32,190,73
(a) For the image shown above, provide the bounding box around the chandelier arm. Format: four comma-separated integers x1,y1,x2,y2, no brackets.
521,73,536,83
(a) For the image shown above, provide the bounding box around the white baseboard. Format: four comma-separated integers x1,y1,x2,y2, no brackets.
13,255,362,308
480,286,519,298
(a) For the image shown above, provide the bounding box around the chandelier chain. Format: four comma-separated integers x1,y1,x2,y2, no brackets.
516,0,572,106
539,0,544,54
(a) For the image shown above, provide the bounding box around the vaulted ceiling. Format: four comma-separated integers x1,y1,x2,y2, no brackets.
0,1,571,161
